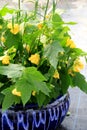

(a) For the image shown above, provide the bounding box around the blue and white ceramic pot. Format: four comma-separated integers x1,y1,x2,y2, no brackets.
0,93,70,130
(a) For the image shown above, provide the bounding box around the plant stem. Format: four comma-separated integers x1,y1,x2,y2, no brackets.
52,0,57,14
43,0,50,21
18,0,21,10
18,0,21,17
34,0,38,18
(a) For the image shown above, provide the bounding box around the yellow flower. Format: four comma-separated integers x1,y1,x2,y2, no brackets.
28,53,40,65
7,23,20,34
32,91,36,96
73,66,80,72
53,70,60,79
10,24,20,34
1,36,6,43
12,88,21,97
2,55,10,65
37,23,43,30
73,64,84,72
66,38,76,48
0,25,2,29
73,59,84,72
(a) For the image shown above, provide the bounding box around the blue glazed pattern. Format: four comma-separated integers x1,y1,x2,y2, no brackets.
0,93,70,130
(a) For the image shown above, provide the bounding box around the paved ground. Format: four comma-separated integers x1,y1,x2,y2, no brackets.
0,0,87,130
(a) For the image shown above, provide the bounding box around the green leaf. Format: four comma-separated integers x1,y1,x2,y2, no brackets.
4,30,21,49
0,64,24,79
2,86,21,111
0,6,14,16
2,93,14,111
15,79,32,105
36,92,46,107
24,67,46,81
44,41,64,69
60,71,72,93
52,13,63,23
72,48,87,56
72,73,87,93
2,91,19,111
16,67,50,105
65,21,77,25
34,81,50,96
0,47,4,56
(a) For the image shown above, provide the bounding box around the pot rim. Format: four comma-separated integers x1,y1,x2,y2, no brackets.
0,92,70,113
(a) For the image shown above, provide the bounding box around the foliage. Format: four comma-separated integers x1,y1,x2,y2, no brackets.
0,0,87,111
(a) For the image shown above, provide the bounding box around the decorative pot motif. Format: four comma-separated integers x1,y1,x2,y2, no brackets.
0,93,70,130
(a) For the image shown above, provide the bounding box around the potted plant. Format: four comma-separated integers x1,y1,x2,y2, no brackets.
0,0,87,129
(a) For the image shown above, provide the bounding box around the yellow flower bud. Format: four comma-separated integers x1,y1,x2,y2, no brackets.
2,55,10,65
65,61,68,64
28,53,40,65
60,51,64,55
53,70,60,79
12,88,21,97
37,23,43,30
1,36,6,43
58,66,61,69
32,91,36,96
68,69,74,76
13,48,16,52
25,45,30,53
0,25,2,29
45,14,50,19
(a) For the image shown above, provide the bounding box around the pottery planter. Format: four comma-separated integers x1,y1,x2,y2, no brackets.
0,93,70,130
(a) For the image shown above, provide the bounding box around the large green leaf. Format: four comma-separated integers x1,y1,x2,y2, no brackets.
44,41,64,69
72,73,87,93
16,67,50,105
15,78,33,105
0,64,24,79
2,88,20,111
